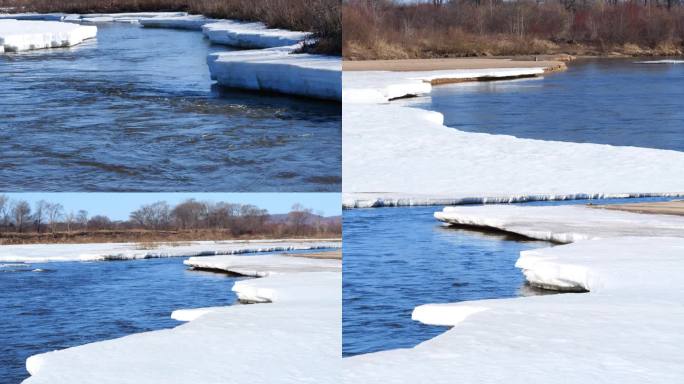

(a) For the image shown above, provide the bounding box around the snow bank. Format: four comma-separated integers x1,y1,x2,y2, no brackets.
24,255,341,384
434,204,684,243
345,233,684,383
185,253,342,277
208,48,341,101
139,15,215,30
635,59,684,64
0,239,341,263
343,68,684,207
0,20,96,52
203,21,310,49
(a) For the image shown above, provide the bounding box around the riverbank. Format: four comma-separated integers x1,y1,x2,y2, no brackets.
344,205,684,382
343,58,684,208
23,253,341,383
591,200,684,216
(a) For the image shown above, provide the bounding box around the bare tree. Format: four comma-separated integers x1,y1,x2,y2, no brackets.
288,203,313,236
0,194,9,233
33,200,48,233
12,200,31,233
171,199,207,230
77,210,89,230
65,211,76,233
45,203,64,233
130,201,171,229
88,215,112,230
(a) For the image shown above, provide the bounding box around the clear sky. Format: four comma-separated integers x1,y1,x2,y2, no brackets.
2,193,341,220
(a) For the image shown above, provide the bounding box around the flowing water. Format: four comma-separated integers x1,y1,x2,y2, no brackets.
0,23,341,191
0,257,240,383
342,197,675,357
412,59,684,151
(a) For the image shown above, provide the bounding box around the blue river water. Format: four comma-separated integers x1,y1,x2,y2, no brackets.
412,58,684,152
0,257,241,383
342,197,675,357
0,23,341,192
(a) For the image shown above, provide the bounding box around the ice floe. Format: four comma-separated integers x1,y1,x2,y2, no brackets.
434,204,684,243
0,239,341,263
24,254,341,384
345,204,684,382
0,19,96,52
208,48,342,101
343,68,684,207
139,14,215,30
203,21,310,49
635,59,684,64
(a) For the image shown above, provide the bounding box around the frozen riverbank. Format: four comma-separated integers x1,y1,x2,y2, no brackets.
0,19,96,52
0,239,341,263
344,205,684,382
24,254,341,384
0,12,340,101
342,63,684,207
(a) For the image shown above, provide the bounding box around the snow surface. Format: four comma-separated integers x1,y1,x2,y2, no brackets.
0,239,341,263
185,253,341,277
635,59,684,64
203,21,310,49
343,68,684,207
208,47,342,101
434,204,684,243
345,205,684,382
0,20,96,52
24,254,341,384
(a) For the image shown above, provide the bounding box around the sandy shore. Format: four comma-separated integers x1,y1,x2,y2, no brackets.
343,57,567,73
288,250,342,260
591,200,684,216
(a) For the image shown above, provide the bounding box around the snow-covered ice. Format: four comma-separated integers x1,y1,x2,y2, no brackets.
23,254,341,384
139,15,216,30
635,59,684,64
0,20,96,52
0,239,341,263
185,253,341,277
203,21,310,49
434,204,684,243
208,48,341,101
345,203,684,382
343,68,684,207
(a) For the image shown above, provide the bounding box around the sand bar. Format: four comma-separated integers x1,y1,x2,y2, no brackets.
591,200,684,216
343,57,566,73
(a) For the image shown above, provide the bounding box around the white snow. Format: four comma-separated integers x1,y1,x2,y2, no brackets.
0,239,341,263
203,21,310,49
345,204,684,382
343,68,684,207
208,48,342,101
139,15,216,30
185,253,341,277
635,59,684,64
0,20,96,52
434,204,684,243
24,254,341,384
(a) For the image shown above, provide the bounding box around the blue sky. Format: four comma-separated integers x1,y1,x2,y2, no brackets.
2,193,340,220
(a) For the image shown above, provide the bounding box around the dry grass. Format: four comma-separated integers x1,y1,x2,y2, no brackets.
285,249,341,259
0,229,340,245
0,0,340,54
343,0,684,60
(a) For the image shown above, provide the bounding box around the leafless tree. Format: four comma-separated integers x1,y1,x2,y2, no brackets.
12,200,31,233
33,200,48,233
0,194,9,233
77,210,89,229
45,202,64,233
288,203,313,236
130,201,171,229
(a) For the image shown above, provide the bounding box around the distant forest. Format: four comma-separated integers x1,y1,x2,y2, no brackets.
0,195,341,244
343,0,684,59
0,0,341,54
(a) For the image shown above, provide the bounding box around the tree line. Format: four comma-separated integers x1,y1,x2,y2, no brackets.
0,195,340,238
343,0,684,59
